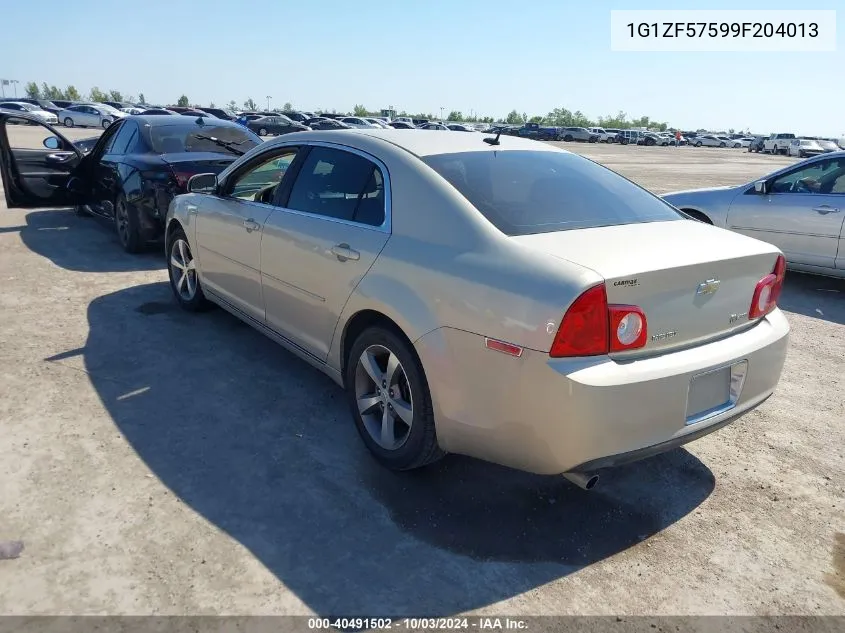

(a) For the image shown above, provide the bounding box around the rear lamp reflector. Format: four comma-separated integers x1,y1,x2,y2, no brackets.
485,338,524,357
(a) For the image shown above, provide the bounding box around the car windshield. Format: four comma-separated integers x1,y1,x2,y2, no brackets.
422,150,683,236
149,124,260,155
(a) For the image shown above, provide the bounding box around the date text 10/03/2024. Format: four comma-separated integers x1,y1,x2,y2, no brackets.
307,617,529,630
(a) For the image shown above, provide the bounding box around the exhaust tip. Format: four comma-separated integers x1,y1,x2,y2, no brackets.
563,471,600,490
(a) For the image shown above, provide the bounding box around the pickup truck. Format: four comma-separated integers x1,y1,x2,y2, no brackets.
517,122,561,141
763,133,796,155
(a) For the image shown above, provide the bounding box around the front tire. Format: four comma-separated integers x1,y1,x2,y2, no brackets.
563,134,573,142
113,194,144,253
719,142,726,147
695,141,702,147
168,227,209,311
345,327,444,471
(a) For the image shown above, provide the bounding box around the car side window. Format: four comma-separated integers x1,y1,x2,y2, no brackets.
770,159,840,194
227,149,298,202
286,146,385,225
108,122,138,155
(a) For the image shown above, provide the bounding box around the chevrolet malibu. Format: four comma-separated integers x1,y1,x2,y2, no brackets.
157,130,791,485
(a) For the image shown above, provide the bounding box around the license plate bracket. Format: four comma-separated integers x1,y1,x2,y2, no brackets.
686,360,748,425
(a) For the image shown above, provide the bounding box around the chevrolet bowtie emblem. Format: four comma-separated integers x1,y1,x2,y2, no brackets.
696,279,721,295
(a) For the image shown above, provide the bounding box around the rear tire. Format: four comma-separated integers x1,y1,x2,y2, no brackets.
258,127,267,136
102,119,111,129
345,326,444,471
719,142,726,147
113,193,144,253
63,118,73,128
695,141,702,147
563,134,573,142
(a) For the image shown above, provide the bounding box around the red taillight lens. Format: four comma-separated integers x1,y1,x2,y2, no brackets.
550,285,609,357
749,254,786,319
550,285,648,358
172,171,195,190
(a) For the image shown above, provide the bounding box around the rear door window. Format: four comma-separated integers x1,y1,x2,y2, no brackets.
422,150,682,235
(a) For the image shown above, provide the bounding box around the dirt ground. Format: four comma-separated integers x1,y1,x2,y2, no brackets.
0,130,843,616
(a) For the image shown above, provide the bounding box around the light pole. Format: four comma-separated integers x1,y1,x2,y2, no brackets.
10,79,19,97
440,106,444,121
266,95,272,111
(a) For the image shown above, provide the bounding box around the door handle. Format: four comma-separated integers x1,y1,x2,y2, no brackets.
331,243,360,261
812,205,840,215
46,153,73,162
242,218,261,232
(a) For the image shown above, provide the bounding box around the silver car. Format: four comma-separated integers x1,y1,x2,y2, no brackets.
663,152,845,277
787,139,825,158
0,101,58,125
162,130,789,485
58,103,125,128
340,117,380,129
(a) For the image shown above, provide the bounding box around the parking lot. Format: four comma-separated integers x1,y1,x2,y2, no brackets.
0,129,843,616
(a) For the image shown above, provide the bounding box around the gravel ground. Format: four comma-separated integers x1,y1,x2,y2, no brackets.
0,130,843,616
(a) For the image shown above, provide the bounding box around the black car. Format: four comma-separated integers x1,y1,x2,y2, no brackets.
0,97,62,115
197,107,233,120
246,114,309,136
280,110,310,123
140,108,180,116
418,123,450,131
304,118,351,131
748,136,766,153
0,112,262,253
389,121,416,129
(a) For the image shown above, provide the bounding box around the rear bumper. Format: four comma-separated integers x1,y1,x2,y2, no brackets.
415,309,789,475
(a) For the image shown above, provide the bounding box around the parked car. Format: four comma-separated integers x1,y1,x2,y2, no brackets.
559,127,599,142
0,112,262,252
148,129,790,481
140,108,180,116
618,130,644,145
58,103,126,128
389,121,416,129
446,124,477,132
588,127,614,142
340,117,381,129
787,139,825,158
418,123,450,131
641,132,670,146
763,133,796,155
603,128,622,142
730,137,755,149
518,122,561,141
693,135,727,148
748,136,767,153
178,110,214,118
0,97,62,115
364,118,390,129
280,111,311,124
246,115,309,137
121,107,146,115
196,107,234,120
0,101,59,124
662,152,845,277
306,118,352,131
817,139,841,153
102,101,133,111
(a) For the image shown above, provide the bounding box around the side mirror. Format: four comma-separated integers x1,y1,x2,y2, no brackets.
43,136,61,150
187,173,218,194
754,180,768,194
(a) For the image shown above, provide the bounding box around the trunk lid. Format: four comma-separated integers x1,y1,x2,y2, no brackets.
160,152,236,189
512,220,781,357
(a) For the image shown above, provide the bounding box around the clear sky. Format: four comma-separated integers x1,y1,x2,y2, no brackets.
1,0,842,135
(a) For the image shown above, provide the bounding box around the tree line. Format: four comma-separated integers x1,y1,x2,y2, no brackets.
21,81,674,129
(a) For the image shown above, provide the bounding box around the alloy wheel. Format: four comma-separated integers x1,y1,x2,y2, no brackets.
170,238,198,301
115,200,130,245
354,344,414,450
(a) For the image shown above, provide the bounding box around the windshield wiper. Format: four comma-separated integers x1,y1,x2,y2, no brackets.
193,134,251,156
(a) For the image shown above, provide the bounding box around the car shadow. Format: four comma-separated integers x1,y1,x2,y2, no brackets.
9,209,163,273
779,271,845,325
65,282,715,616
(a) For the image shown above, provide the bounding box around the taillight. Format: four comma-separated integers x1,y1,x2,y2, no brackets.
549,284,648,357
172,171,195,190
749,254,786,319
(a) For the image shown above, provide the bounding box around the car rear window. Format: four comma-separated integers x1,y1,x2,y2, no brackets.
422,150,683,236
148,124,260,155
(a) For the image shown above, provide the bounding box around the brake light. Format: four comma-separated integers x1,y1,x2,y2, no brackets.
549,284,648,357
748,254,786,319
172,171,196,190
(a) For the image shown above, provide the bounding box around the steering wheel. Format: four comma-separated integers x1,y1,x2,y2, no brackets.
790,178,813,193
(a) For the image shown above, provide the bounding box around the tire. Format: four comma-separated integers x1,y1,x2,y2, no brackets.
168,226,210,312
64,117,73,128
772,145,778,154
345,326,444,471
620,137,628,145
563,134,573,142
734,143,741,148
719,142,726,147
258,127,267,136
102,118,111,129
113,193,144,253
799,151,805,158
695,141,702,147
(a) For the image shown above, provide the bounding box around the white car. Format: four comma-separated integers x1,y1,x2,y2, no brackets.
58,103,126,129
340,117,381,129
588,127,613,142
787,138,825,158
693,135,729,148
364,118,390,128
121,107,146,115
0,101,58,125
730,138,755,149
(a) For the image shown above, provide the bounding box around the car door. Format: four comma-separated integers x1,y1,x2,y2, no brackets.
260,144,391,360
726,157,845,269
0,113,90,209
87,119,135,217
194,146,300,322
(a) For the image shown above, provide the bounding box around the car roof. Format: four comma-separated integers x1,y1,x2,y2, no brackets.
259,128,569,158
